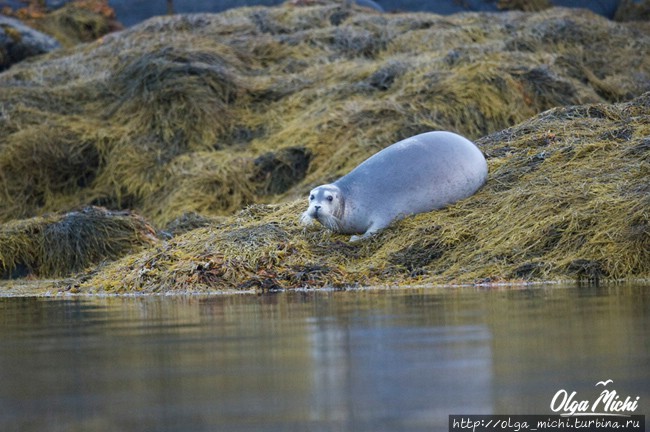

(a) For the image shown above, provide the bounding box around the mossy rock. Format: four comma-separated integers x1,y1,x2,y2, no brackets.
0,206,157,278
0,15,61,70
0,4,649,292
76,93,650,293
1,6,649,228
6,1,121,48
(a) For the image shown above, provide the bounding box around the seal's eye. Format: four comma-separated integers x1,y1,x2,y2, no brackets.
309,195,314,200
327,195,333,202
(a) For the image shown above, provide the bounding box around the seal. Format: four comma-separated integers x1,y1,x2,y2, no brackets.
300,131,488,241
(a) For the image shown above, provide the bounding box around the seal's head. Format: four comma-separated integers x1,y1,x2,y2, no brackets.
299,184,345,232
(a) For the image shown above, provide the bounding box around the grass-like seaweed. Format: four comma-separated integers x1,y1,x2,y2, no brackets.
0,206,157,278
0,3,648,291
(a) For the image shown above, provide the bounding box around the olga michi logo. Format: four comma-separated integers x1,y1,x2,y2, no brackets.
550,380,641,417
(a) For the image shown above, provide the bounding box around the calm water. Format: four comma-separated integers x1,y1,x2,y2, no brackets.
0,284,648,432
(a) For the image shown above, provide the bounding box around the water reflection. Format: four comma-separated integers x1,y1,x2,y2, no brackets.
0,285,647,432
308,322,492,428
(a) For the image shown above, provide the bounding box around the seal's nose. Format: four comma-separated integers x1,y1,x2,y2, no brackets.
314,205,321,211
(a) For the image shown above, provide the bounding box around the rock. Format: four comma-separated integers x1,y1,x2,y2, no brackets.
0,15,60,70
0,4,648,290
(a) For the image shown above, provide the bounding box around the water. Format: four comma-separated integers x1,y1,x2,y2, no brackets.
0,284,648,432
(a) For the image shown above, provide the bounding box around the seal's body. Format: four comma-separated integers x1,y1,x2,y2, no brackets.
300,131,488,241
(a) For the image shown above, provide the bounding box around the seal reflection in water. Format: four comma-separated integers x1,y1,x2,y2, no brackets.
300,131,488,241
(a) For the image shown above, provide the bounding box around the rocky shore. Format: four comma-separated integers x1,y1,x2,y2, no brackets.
0,2,648,294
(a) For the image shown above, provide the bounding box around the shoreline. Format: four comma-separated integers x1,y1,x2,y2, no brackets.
2,278,647,298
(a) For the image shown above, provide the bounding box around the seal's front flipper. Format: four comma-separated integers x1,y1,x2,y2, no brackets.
348,220,388,242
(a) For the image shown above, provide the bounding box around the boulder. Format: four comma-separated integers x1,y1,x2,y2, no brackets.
0,15,60,70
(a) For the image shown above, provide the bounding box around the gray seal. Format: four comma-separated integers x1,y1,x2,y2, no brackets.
300,131,488,241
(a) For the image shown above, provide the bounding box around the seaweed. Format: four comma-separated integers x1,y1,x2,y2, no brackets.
80,94,649,292
252,147,312,195
614,0,650,22
2,5,648,227
0,4,648,292
0,206,157,278
6,0,119,48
